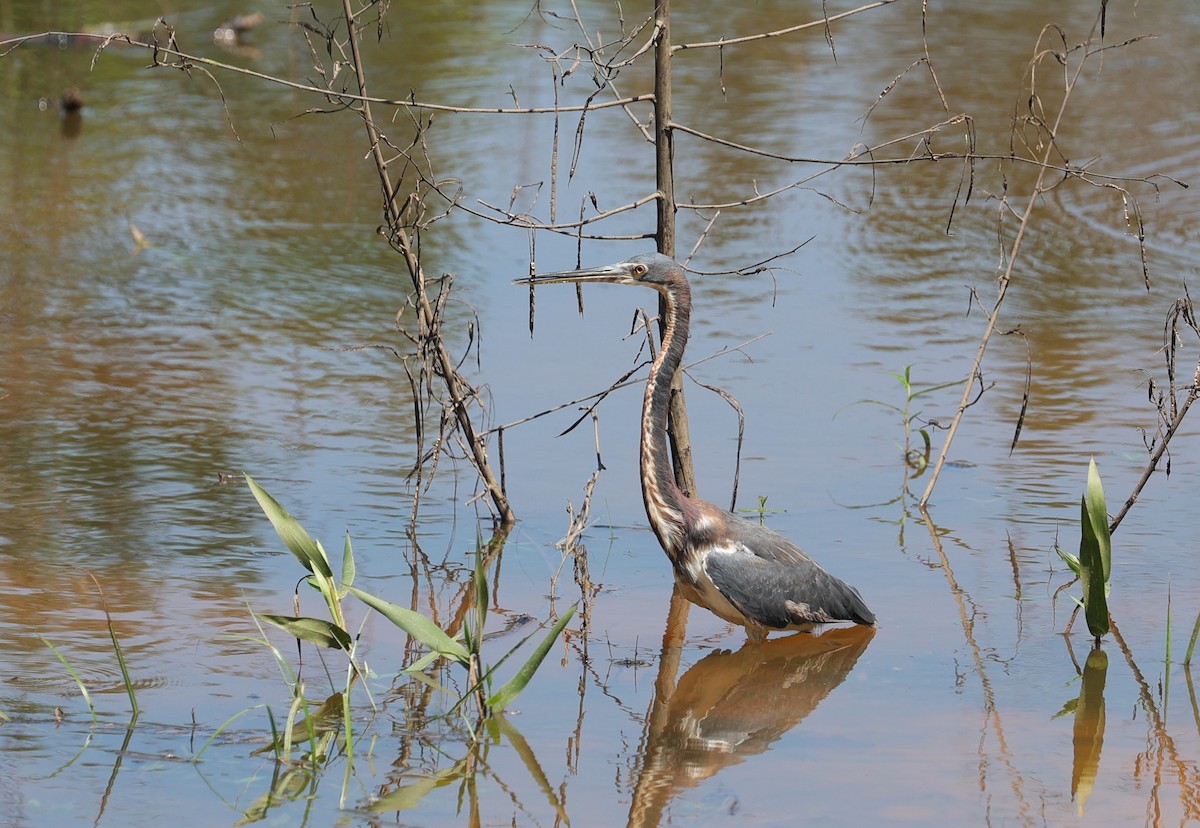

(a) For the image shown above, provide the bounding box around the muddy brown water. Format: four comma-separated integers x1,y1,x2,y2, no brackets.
2,1,1199,825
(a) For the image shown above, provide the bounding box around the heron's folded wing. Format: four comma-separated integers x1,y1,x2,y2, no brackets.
705,544,876,627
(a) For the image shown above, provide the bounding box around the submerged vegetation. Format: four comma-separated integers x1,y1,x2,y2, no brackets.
244,475,575,810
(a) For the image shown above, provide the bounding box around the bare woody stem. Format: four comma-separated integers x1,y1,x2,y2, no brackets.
341,0,514,527
1109,365,1200,535
919,25,1099,509
653,0,698,499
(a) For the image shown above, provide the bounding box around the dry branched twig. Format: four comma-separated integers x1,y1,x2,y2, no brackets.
333,0,515,528
919,13,1168,507
1110,288,1200,533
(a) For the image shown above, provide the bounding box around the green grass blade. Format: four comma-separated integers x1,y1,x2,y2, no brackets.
1084,459,1112,584
347,586,470,664
256,615,352,651
405,649,443,674
245,475,333,579
281,689,305,762
340,532,356,597
473,548,489,657
194,705,266,761
487,605,576,713
106,619,138,720
907,376,965,400
264,705,281,761
339,682,355,808
40,637,97,724
1184,606,1200,667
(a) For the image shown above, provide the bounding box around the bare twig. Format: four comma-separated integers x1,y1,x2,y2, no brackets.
484,334,770,435
920,15,1118,508
340,0,514,526
1109,289,1200,533
672,0,900,51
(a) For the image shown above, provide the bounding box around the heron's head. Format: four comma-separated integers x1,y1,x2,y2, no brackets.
513,252,687,290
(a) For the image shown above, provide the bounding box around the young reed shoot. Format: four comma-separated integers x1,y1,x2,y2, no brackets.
1057,458,1112,645
246,476,574,721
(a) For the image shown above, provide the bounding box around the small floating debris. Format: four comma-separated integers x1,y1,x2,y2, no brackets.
213,12,264,46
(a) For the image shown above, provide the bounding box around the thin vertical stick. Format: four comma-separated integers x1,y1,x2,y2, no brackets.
653,0,698,498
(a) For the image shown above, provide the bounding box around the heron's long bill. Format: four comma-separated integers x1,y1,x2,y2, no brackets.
513,262,640,286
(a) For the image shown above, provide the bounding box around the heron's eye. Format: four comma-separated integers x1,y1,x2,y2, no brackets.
632,264,648,278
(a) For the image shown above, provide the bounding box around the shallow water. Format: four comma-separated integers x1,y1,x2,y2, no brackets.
2,1,1200,825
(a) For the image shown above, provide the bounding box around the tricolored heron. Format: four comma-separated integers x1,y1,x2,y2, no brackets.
517,252,876,640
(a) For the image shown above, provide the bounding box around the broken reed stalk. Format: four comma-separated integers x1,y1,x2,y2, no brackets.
919,18,1103,509
340,0,514,527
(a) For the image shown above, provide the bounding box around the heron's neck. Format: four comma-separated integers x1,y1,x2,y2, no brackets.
640,283,692,556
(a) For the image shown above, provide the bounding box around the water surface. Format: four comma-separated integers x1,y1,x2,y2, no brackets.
2,1,1199,825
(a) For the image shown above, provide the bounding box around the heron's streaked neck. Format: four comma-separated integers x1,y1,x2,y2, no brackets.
640,280,692,555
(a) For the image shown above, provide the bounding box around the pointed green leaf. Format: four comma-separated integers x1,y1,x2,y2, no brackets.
340,532,356,597
488,605,575,712
1078,458,1111,639
1055,546,1082,576
1082,459,1112,585
918,429,932,455
908,376,966,400
257,614,352,651
472,549,489,655
41,637,97,721
245,475,333,579
347,586,470,664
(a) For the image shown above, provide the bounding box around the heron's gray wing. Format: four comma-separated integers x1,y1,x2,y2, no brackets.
704,542,876,628
722,511,819,566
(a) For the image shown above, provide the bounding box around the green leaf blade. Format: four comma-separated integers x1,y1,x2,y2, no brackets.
245,475,334,579
339,532,356,597
488,605,575,713
347,586,470,665
257,614,352,651
1056,546,1082,576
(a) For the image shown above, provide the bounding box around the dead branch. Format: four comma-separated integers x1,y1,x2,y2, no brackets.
1109,289,1200,534
920,12,1123,508
672,0,901,52
339,0,514,527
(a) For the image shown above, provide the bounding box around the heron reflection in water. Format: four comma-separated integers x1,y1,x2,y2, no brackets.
517,253,875,640
628,627,874,826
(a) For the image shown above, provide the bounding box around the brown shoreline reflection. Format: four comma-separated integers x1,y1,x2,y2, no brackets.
628,625,875,827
